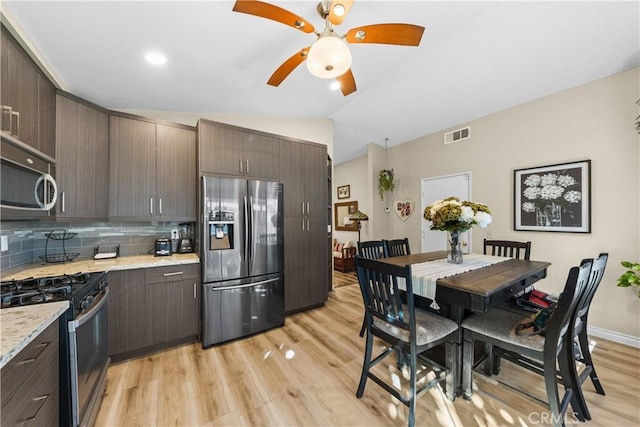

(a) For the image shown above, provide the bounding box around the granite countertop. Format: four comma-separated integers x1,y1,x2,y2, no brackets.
1,253,200,281
0,253,199,368
0,301,69,369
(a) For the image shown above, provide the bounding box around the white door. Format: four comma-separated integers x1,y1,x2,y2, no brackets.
421,173,471,252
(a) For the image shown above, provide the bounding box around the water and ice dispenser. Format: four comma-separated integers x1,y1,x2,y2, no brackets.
209,210,234,250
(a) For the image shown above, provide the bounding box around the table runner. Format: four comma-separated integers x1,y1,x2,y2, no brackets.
399,253,511,310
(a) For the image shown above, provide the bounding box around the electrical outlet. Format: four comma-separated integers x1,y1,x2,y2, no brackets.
171,229,179,239
1,235,8,252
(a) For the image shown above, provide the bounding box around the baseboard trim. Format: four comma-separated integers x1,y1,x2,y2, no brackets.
588,326,640,349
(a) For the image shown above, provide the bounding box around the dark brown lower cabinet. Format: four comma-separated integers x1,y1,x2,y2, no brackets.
107,269,147,356
107,264,200,360
0,320,59,427
146,266,200,346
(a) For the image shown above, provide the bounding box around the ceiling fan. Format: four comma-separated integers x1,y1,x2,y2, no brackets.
232,0,425,96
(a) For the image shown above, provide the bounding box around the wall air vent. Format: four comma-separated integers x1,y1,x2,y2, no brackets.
444,126,470,145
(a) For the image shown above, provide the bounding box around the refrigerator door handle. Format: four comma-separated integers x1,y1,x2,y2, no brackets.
249,196,254,262
243,196,249,261
210,277,280,291
202,176,207,251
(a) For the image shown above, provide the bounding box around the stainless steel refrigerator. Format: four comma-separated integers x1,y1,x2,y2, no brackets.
201,175,284,347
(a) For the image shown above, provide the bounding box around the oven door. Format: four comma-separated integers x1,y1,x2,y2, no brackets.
68,287,110,427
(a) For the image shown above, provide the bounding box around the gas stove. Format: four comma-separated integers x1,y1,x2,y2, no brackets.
1,271,107,318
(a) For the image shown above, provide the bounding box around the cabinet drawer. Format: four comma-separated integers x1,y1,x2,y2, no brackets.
1,319,59,405
1,351,59,426
145,264,199,284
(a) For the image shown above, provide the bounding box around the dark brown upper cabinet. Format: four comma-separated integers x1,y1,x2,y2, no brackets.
109,115,196,221
198,119,280,180
55,93,109,219
0,24,56,158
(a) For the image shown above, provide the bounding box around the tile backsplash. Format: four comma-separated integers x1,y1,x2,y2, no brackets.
0,220,193,273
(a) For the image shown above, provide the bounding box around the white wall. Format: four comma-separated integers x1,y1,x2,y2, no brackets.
335,68,640,340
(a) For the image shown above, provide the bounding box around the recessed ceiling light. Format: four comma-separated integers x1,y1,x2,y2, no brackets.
330,81,341,91
145,52,167,66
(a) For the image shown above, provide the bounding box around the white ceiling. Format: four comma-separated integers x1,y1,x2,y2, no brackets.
3,1,638,165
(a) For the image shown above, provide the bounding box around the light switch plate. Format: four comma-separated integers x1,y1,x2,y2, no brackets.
171,229,179,239
1,235,8,252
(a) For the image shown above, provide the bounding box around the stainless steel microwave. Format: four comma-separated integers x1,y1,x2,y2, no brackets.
1,135,57,217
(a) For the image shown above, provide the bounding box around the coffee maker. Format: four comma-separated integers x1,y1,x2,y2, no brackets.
177,223,194,253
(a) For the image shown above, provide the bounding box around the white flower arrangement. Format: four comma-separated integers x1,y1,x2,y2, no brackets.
423,197,492,232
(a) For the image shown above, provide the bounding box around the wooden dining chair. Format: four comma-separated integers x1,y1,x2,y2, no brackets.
355,256,458,427
383,238,411,258
569,253,608,420
461,259,601,426
357,240,386,337
483,239,531,260
357,240,385,260
482,238,532,372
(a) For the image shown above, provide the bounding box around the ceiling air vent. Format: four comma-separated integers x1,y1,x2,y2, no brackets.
444,126,470,145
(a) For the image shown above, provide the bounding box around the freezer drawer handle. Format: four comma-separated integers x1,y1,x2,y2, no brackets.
210,277,280,291
163,271,184,277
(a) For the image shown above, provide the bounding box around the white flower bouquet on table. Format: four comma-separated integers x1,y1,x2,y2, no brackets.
423,197,492,232
423,197,491,264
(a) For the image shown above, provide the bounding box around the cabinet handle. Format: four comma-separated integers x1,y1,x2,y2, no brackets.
306,218,310,232
150,198,154,214
193,282,197,299
11,111,19,137
17,342,50,366
61,191,66,213
306,202,310,215
245,159,250,175
301,202,305,215
302,218,305,232
1,105,11,133
23,394,49,422
159,198,162,215
163,271,183,277
239,158,243,174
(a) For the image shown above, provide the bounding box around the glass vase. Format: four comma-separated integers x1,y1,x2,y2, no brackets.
536,202,562,227
447,231,464,264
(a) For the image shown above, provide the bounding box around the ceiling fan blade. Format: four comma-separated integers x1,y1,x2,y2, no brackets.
267,47,310,87
232,0,315,34
345,23,425,46
337,69,356,96
328,0,355,25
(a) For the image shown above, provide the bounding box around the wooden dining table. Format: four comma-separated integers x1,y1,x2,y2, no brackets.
378,250,551,398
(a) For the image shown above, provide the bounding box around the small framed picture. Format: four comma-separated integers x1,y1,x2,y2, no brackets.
337,185,350,200
514,160,591,233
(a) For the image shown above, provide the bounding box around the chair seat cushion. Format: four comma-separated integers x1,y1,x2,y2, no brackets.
373,307,458,346
334,251,344,258
461,308,545,352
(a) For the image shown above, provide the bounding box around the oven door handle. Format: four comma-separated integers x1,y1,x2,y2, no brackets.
68,287,110,332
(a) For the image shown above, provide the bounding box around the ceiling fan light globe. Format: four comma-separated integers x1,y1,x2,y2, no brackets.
306,35,352,79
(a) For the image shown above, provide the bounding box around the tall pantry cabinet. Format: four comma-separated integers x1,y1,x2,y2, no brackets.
279,140,328,313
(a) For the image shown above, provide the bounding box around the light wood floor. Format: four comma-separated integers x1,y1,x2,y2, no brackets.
96,283,640,426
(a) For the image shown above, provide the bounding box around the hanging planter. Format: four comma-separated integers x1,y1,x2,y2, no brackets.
378,169,395,201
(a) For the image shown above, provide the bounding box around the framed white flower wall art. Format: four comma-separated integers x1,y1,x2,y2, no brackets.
514,160,591,233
